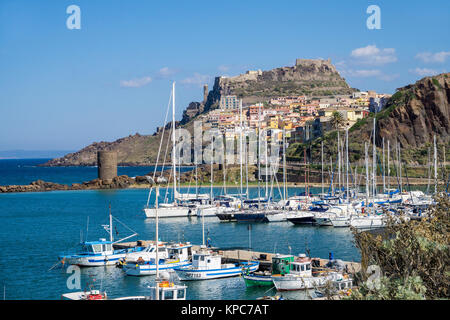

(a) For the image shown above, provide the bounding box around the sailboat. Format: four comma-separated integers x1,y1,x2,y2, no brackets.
58,205,140,267
144,82,192,218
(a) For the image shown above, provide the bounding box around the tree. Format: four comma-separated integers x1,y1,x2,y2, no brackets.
330,111,345,129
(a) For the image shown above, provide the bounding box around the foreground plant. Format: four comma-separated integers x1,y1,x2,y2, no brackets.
349,193,449,300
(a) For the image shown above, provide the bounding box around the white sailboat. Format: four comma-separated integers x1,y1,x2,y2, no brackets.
144,82,191,218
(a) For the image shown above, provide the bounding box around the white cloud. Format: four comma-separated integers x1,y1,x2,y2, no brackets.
120,76,152,88
409,68,439,77
415,51,450,63
347,69,381,77
157,67,178,78
350,45,397,65
180,73,211,86
339,68,398,81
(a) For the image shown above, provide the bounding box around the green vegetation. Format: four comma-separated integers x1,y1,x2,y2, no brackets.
432,78,442,89
350,194,450,299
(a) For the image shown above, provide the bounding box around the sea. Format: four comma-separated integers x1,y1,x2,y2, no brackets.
0,159,360,300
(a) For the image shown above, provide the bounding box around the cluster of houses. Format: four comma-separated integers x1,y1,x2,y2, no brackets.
198,90,390,144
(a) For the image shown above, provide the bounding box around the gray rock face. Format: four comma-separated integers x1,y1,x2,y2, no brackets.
209,59,355,105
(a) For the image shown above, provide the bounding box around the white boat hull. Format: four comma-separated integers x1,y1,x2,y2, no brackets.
272,273,343,291
123,260,192,276
175,262,259,281
62,253,126,267
144,206,192,218
350,216,385,230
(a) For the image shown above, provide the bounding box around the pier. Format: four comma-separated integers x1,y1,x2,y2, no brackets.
114,240,361,274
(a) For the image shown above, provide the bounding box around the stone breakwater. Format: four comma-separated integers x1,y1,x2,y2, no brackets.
0,175,152,193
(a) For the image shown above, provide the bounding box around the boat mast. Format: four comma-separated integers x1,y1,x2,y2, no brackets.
337,131,341,193
346,128,349,202
109,205,113,242
365,142,370,210
265,130,269,199
382,137,385,193
258,104,261,208
172,82,177,205
387,140,390,192
398,142,403,193
372,118,376,198
210,138,214,202
434,134,438,194
155,186,160,300
245,135,249,200
239,99,243,207
283,128,287,204
321,140,324,195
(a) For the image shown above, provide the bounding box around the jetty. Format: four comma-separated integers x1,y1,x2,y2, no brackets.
114,240,361,274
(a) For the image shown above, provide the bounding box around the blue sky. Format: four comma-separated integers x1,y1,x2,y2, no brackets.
0,0,449,150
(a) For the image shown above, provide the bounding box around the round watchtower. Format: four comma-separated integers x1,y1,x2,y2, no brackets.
97,151,117,181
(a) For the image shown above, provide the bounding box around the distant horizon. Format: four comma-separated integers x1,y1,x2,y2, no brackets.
0,150,75,159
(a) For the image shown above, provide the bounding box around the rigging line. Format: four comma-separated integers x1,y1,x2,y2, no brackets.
111,216,138,236
146,92,173,207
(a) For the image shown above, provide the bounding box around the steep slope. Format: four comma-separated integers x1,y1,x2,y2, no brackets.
349,72,450,147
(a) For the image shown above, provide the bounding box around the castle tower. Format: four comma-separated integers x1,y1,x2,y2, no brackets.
97,151,117,181
203,84,208,103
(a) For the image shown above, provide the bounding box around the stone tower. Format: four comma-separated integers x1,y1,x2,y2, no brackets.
97,151,117,181
203,84,208,104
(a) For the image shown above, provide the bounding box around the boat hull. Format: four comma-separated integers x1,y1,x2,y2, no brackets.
243,274,273,287
123,261,192,276
272,273,342,291
60,253,126,267
144,207,192,218
175,262,259,281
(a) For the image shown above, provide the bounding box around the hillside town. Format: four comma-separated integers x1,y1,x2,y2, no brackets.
196,83,391,144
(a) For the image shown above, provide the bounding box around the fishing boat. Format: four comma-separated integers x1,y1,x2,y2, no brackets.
58,206,139,267
175,250,259,280
123,243,192,276
271,254,348,291
117,242,168,267
243,254,294,287
114,280,187,300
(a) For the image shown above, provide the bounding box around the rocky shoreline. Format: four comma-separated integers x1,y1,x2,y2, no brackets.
0,175,153,193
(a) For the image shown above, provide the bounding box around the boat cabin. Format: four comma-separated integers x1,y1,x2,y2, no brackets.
79,239,114,256
271,254,295,275
167,243,192,261
191,252,222,270
289,254,312,277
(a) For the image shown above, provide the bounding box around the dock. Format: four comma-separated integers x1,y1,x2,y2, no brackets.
114,240,361,274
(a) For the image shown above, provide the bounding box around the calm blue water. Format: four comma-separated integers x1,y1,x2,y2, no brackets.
0,160,360,300
0,159,192,186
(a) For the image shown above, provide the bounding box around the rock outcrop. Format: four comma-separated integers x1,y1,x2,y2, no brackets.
350,72,450,148
208,59,355,106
